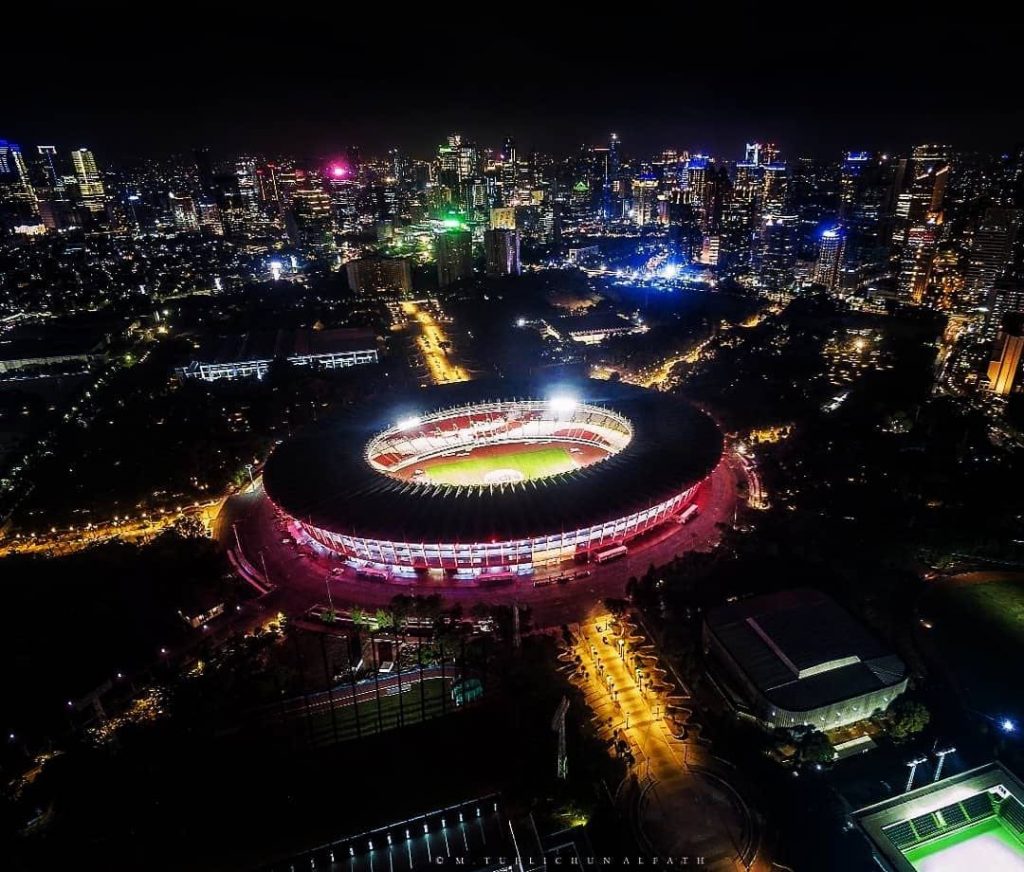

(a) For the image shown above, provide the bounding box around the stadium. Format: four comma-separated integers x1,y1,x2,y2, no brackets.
855,762,1024,871
261,379,723,579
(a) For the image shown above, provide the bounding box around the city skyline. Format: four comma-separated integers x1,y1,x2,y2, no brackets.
6,12,1024,870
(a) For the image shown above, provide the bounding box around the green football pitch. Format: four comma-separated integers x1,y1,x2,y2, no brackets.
425,445,577,485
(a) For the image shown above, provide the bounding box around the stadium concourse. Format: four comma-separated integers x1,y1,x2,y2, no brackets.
215,448,741,628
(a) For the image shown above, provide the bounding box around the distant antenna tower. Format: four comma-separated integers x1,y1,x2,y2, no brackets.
552,696,569,779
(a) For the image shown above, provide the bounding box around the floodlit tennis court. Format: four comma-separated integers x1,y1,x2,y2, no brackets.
903,818,1024,871
424,445,578,485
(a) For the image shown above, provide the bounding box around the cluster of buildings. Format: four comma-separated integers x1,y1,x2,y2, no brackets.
5,133,1024,401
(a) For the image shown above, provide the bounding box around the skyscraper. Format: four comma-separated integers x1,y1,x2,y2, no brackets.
963,207,1021,310
0,140,37,214
813,228,845,291
898,223,939,304
484,228,521,276
631,175,659,227
987,313,1024,395
436,224,473,287
70,147,105,212
35,145,64,194
170,194,200,231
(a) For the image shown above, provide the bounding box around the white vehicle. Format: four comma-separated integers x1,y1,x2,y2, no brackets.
594,544,628,564
678,504,700,525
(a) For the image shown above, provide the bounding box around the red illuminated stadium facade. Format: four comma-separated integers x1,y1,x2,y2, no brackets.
261,380,723,578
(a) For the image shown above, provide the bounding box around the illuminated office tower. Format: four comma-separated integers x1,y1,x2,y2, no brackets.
70,148,105,212
286,184,333,252
490,207,516,230
436,223,474,287
170,194,200,231
501,136,518,191
755,214,798,290
762,161,788,216
484,228,521,276
813,227,845,290
987,313,1024,395
684,155,707,205
235,157,260,215
36,145,64,193
962,207,1021,310
838,151,893,269
632,175,659,227
198,200,224,236
0,139,37,213
839,151,872,217
898,223,938,304
437,134,479,189
609,133,621,178
325,164,359,231
907,144,951,222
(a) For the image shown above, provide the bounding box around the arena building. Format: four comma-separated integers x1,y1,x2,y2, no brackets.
854,762,1024,871
703,589,908,730
261,379,722,578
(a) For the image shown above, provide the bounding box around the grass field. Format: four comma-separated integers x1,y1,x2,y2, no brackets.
923,576,1024,715
902,817,1024,871
425,445,577,485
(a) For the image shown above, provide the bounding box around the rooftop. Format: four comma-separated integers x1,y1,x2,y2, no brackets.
706,589,907,713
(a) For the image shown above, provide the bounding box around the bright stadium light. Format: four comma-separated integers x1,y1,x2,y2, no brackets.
397,415,422,430
548,395,578,415
1002,718,1017,734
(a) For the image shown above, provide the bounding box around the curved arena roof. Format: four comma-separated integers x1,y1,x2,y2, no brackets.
262,379,722,543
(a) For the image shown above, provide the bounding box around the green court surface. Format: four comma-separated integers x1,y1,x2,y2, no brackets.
425,445,577,485
902,818,1024,871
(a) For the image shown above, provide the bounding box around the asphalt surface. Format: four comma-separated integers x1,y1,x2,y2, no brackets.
216,455,740,628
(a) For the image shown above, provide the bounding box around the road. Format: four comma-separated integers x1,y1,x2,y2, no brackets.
401,300,470,385
215,456,740,628
573,616,767,870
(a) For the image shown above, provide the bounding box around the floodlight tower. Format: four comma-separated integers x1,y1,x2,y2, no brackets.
906,756,928,792
933,746,956,782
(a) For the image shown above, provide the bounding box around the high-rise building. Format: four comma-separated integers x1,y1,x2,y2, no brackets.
755,214,798,291
963,207,1021,310
436,225,474,287
0,140,36,214
838,151,893,270
906,144,951,224
235,157,260,215
35,145,64,194
987,313,1024,395
490,207,516,230
813,227,846,290
70,147,106,212
631,175,659,227
194,147,216,197
345,256,413,294
484,228,521,276
170,194,200,231
898,223,939,304
286,184,333,252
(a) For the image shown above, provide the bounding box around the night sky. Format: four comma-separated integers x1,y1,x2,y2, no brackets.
6,10,1022,161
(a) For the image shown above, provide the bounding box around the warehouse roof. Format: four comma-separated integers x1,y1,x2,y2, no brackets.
706,589,907,713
